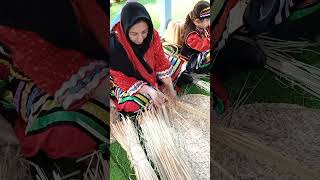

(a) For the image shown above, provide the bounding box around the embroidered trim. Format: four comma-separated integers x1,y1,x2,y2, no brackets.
127,80,148,96
54,61,108,109
61,68,108,109
157,65,173,79
55,61,105,100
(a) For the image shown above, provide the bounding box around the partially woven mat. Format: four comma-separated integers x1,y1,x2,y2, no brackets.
212,103,320,180
110,94,211,180
111,99,320,179
170,94,210,180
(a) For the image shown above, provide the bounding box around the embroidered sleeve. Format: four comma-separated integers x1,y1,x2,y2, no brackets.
0,52,30,81
153,31,173,79
110,69,147,96
54,61,108,110
186,32,210,52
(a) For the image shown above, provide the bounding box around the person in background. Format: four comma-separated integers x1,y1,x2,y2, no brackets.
180,0,211,74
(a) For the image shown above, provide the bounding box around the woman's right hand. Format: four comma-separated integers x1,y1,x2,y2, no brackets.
139,85,165,107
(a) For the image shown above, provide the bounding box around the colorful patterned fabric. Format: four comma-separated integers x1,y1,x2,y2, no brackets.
10,79,109,157
211,0,239,51
10,79,108,141
0,80,17,123
165,54,188,84
0,26,109,158
163,42,211,74
0,26,108,110
189,50,211,73
289,1,320,20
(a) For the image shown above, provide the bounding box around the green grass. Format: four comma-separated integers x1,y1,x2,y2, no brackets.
110,142,137,180
181,83,210,96
225,47,320,109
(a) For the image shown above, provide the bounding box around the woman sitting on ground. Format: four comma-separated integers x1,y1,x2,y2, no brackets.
110,2,183,116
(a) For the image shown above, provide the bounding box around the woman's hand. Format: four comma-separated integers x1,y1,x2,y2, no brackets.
167,87,177,103
161,77,177,103
139,85,165,107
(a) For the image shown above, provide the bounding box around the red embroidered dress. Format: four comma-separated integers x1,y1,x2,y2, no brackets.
184,27,210,53
180,27,211,73
109,2,184,114
0,26,108,158
110,23,174,113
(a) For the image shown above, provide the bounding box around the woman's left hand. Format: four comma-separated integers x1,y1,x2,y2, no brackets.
161,77,177,103
167,87,177,104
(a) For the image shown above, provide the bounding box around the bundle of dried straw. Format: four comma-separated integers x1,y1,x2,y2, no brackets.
258,35,320,99
111,95,210,180
110,114,158,180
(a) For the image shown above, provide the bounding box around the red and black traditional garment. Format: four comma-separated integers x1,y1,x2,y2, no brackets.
180,27,211,73
0,25,108,159
0,0,108,162
180,1,211,73
181,27,210,56
110,2,184,114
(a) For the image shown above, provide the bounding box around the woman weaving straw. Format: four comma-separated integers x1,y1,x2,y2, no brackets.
110,2,184,116
110,2,211,180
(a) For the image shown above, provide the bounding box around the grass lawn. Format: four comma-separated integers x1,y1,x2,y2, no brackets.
225,47,320,109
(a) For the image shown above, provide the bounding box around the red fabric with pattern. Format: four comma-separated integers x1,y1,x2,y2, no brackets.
186,32,210,52
14,117,97,159
211,0,238,49
70,0,108,51
113,98,141,114
112,23,171,89
110,70,142,91
0,26,90,96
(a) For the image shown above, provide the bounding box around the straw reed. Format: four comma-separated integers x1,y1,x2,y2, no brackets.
212,101,320,180
213,126,319,180
110,95,211,180
110,114,158,180
137,105,195,180
258,35,320,99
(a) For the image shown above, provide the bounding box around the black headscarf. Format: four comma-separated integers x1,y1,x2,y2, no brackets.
110,2,154,80
120,2,154,56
